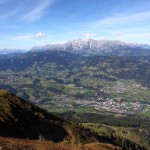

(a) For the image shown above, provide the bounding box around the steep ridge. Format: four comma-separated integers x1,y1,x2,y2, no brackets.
0,90,66,141
0,90,96,143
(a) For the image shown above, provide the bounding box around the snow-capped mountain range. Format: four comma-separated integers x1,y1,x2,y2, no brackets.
30,39,150,56
1,39,150,56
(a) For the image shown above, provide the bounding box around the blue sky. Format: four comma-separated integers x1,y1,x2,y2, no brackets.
0,0,150,49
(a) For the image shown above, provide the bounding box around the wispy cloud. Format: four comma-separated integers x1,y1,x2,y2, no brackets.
75,10,150,44
35,32,47,38
96,11,150,26
22,0,54,22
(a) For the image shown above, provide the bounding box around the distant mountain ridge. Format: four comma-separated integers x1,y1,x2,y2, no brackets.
0,49,26,55
30,39,150,56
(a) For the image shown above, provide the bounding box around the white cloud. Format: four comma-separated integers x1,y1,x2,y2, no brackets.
35,32,47,38
82,33,97,39
22,0,54,22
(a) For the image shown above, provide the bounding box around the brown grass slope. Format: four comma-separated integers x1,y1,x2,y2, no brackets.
0,137,121,150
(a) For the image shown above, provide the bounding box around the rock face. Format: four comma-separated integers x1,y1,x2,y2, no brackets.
30,39,150,56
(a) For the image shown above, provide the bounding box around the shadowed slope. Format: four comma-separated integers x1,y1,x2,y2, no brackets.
0,90,68,142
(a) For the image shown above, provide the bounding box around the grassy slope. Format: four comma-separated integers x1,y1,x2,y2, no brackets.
82,123,150,149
